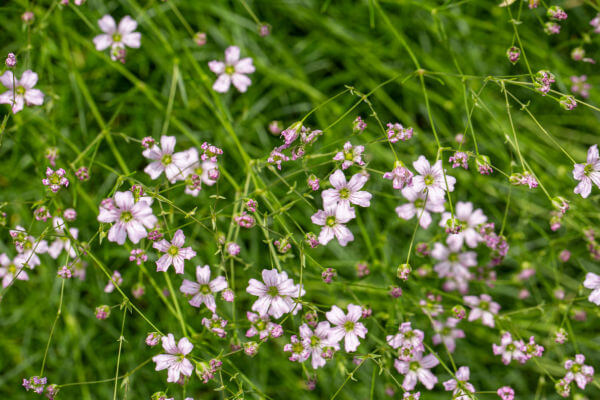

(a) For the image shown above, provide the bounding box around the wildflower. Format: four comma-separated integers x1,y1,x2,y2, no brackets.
34,207,51,222
93,15,141,61
10,226,48,268
563,354,594,389
397,263,411,280
22,376,47,394
555,378,571,397
383,161,414,190
443,366,475,400
431,242,476,291
326,304,368,352
267,149,289,170
432,318,465,353
246,199,258,212
269,120,282,134
5,53,16,68
63,208,77,221
202,313,228,337
394,351,439,390
439,201,487,248
98,191,157,245
357,261,370,277
506,46,520,64
153,229,196,274
307,174,320,191
492,332,526,365
463,294,500,327
41,168,69,193
510,171,538,189
0,254,29,288
305,232,319,248
322,170,372,209
129,249,147,265
152,334,194,383
299,322,340,368
387,122,413,143
534,70,555,95
395,186,445,229
544,22,560,35
322,266,337,283
247,269,303,318
226,242,241,256
448,151,468,169
353,116,367,133
235,211,255,228
95,305,110,320
573,144,600,198
497,386,515,400
244,341,259,356
284,335,310,362
48,218,78,259
104,270,123,293
143,135,190,183
311,204,355,246
208,46,255,93
389,287,403,298
387,322,425,353
559,95,577,111
146,332,161,347
547,5,567,21
333,141,365,170
194,32,207,46
475,155,493,175
583,272,600,305
412,156,456,201
246,311,282,340
180,265,227,311
571,75,590,99
0,70,44,113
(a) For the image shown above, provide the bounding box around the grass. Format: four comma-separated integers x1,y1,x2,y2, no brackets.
1,0,600,399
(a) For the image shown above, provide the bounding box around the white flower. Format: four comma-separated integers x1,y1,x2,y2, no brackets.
93,15,141,61
142,136,190,183
153,230,196,274
98,191,157,245
322,169,372,210
311,204,355,246
208,46,255,93
246,269,304,318
583,272,600,305
411,155,456,201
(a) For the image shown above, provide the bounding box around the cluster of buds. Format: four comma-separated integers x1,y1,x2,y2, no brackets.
34,206,52,222
559,95,577,111
145,332,161,347
584,229,600,261
195,359,222,383
305,232,319,248
383,160,413,190
509,171,538,189
235,211,255,228
259,24,270,37
226,242,241,256
268,122,323,169
397,263,411,280
95,305,111,320
245,198,258,212
141,137,156,149
42,168,69,193
475,155,492,175
389,287,402,298
129,248,148,265
5,52,16,68
534,70,555,95
444,217,462,235
386,122,413,143
357,261,370,278
547,6,567,21
506,46,520,64
321,268,336,283
202,314,228,338
57,265,73,279
200,142,224,162
479,223,509,265
194,32,207,46
274,238,291,253
307,174,320,191
448,151,468,169
353,116,367,133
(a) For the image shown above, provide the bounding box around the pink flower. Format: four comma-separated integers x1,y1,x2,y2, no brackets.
573,144,600,198
153,229,196,274
439,201,487,249
181,148,218,196
583,272,600,305
245,312,282,340
492,332,526,365
412,156,456,201
387,322,424,353
431,242,476,293
497,386,515,400
311,204,355,246
333,142,365,170
208,46,255,93
0,253,29,288
322,170,372,209
246,269,304,318
299,322,340,369
464,294,500,327
0,70,44,114
395,186,445,229
104,270,123,293
431,318,465,353
283,335,310,362
93,15,141,61
443,366,475,400
383,162,413,190
202,314,228,337
10,226,48,268
152,334,194,383
42,168,68,193
394,351,439,390
326,304,368,352
180,265,227,311
142,136,190,183
48,218,78,259
564,354,594,389
98,191,157,245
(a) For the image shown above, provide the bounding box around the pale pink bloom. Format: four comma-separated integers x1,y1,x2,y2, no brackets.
246,269,304,318
180,148,218,196
0,253,29,288
431,318,465,353
153,229,196,274
573,144,600,198
97,191,157,245
583,272,600,305
395,186,445,229
311,204,355,246
202,313,228,337
208,46,255,93
443,366,475,400
152,334,194,383
0,70,44,114
104,270,123,293
439,201,487,248
93,15,141,60
322,170,372,209
492,332,526,365
299,322,340,369
431,243,476,292
333,141,365,170
412,156,456,201
48,218,78,259
11,226,48,268
464,294,500,328
564,354,594,389
383,163,413,190
394,351,439,390
387,322,424,353
245,312,282,340
326,304,368,352
142,136,190,183
283,335,310,362
42,168,69,192
180,265,227,311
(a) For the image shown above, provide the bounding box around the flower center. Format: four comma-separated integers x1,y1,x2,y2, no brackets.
168,245,179,256
195,166,203,175
344,151,354,161
584,163,594,176
256,320,266,331
343,320,355,332
310,335,321,347
200,284,211,294
292,341,305,353
479,301,489,310
8,264,17,275
339,188,350,199
267,286,279,297
424,174,435,186
120,211,133,222
414,198,424,208
325,216,336,227
409,361,420,371
572,364,581,373
449,253,458,262
162,154,172,165
112,33,122,43
225,65,235,75
16,86,25,95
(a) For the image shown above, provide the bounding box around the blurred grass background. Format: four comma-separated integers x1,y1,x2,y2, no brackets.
1,0,600,398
